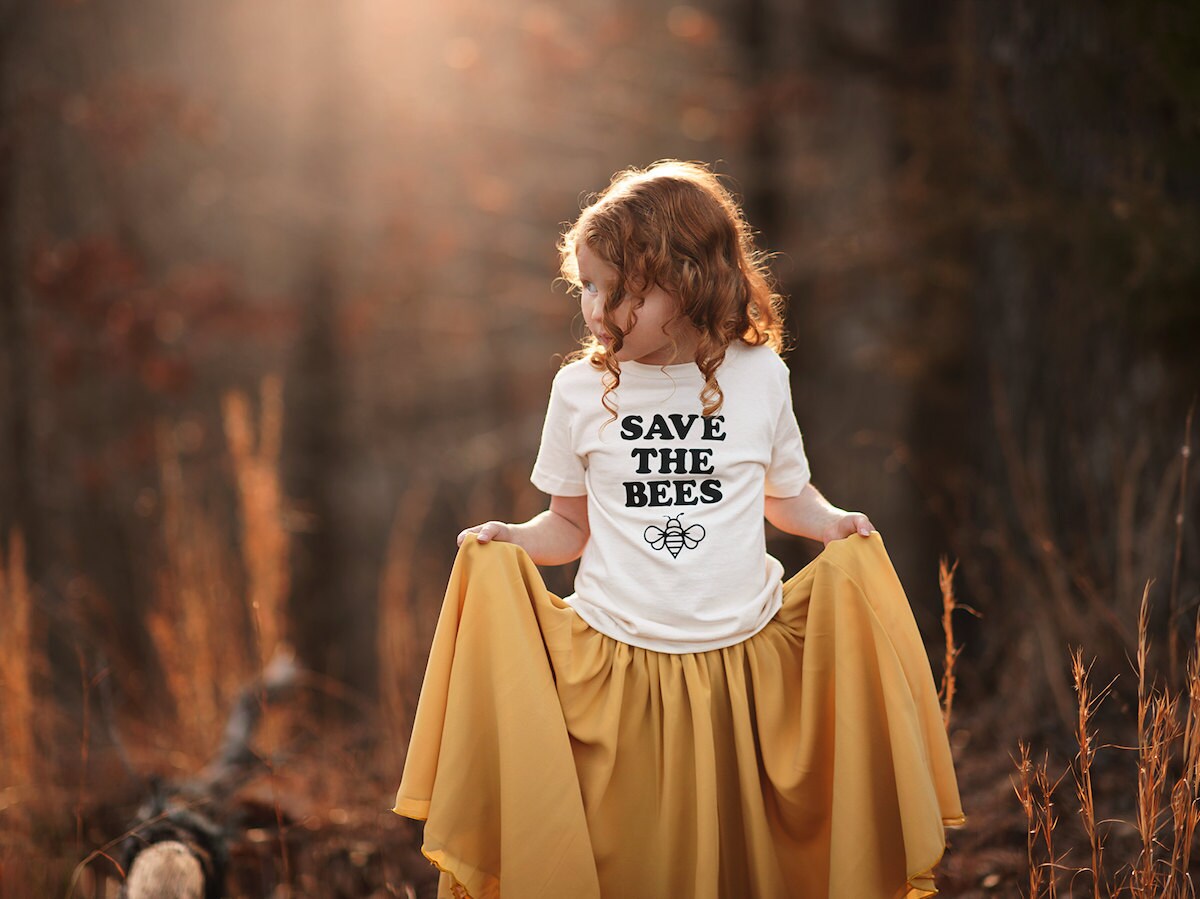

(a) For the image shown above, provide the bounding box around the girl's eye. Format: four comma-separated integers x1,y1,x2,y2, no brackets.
582,281,598,295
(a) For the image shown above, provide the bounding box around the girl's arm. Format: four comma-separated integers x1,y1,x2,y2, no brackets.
457,494,590,566
764,482,876,546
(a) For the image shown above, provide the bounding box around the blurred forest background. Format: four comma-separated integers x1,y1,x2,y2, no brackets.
1,0,1198,896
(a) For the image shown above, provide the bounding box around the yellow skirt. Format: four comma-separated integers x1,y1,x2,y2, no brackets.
393,532,964,899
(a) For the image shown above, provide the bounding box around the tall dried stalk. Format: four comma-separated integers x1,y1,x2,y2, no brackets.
1014,740,1066,898
0,529,36,820
1166,610,1200,898
938,555,977,729
221,374,294,883
1132,693,1178,897
1133,583,1153,894
149,419,252,757
1015,741,1044,899
1034,756,1063,899
222,373,290,668
1071,649,1108,899
1132,583,1179,897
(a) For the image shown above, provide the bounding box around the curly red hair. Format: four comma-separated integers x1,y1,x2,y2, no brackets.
558,160,789,419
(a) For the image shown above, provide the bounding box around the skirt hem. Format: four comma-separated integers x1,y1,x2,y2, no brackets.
393,800,429,820
392,805,489,898
393,809,955,899
899,831,951,899
422,841,496,899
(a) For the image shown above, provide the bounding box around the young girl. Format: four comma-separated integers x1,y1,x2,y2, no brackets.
394,161,964,899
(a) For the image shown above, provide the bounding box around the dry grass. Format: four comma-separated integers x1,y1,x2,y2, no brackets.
1167,609,1200,890
1015,583,1200,898
222,373,290,669
147,417,254,760
1012,396,1200,892
1014,741,1068,898
0,529,37,851
1070,647,1109,898
1014,743,1043,898
222,373,295,780
1132,583,1179,895
938,554,980,730
0,369,443,898
141,374,293,760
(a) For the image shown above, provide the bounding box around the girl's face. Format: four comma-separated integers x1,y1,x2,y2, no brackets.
575,241,697,366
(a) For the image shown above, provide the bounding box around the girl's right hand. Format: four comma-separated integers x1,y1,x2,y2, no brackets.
457,520,514,547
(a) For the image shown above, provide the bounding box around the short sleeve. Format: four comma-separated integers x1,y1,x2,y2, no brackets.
530,371,587,496
764,366,812,498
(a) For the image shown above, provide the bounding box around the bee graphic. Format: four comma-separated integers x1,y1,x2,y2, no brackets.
644,514,706,558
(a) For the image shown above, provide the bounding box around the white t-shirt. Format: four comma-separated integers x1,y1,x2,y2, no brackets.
530,341,812,652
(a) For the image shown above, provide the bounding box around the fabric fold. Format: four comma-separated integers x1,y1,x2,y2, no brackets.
393,536,601,899
394,531,964,898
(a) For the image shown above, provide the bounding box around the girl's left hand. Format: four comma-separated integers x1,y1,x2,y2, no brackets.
821,512,877,546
